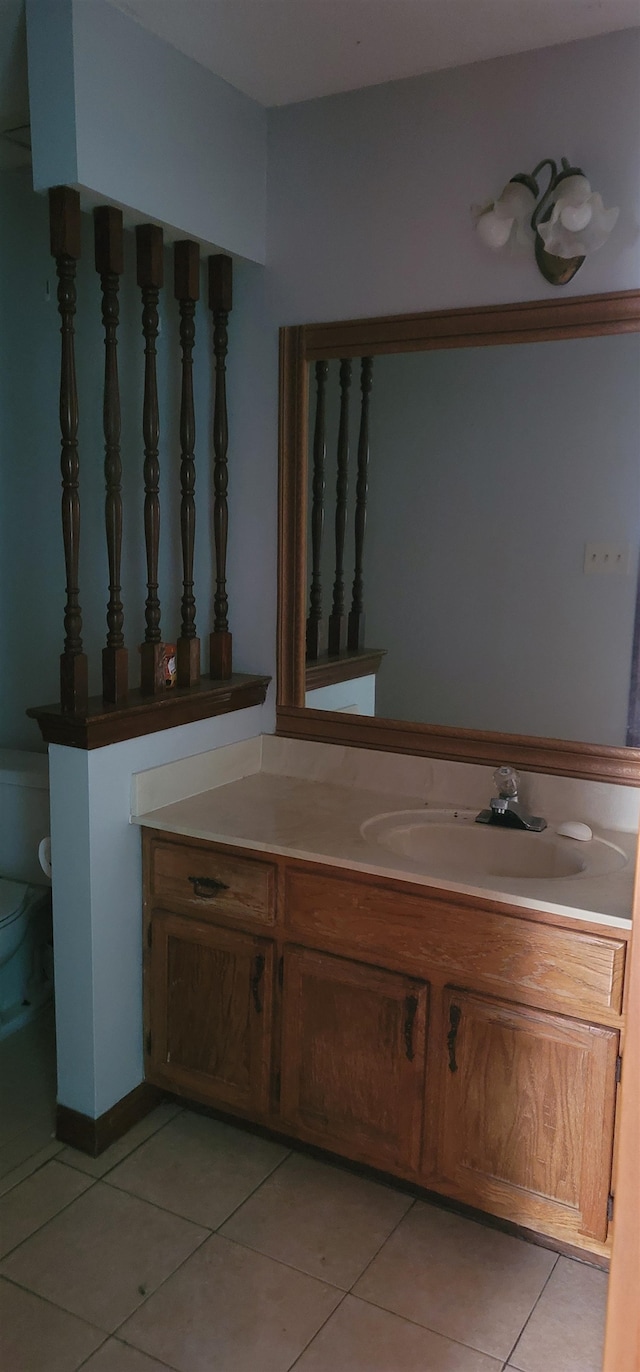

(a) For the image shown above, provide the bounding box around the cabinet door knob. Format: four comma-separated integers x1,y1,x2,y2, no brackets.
252,954,265,1014
188,875,230,899
404,994,418,1061
448,1004,462,1073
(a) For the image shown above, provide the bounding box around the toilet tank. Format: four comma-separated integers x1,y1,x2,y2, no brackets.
0,750,50,886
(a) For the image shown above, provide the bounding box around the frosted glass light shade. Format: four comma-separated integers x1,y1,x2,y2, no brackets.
475,179,536,253
476,208,513,248
538,179,619,259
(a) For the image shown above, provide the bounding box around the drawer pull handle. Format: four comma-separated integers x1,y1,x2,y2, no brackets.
252,954,265,1014
404,994,418,1061
448,1004,461,1073
188,875,230,899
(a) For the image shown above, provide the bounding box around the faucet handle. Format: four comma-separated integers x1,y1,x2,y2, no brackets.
494,765,519,798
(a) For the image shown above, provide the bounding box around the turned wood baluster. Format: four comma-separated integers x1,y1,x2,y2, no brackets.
94,206,128,703
209,254,233,680
348,356,374,651
136,225,164,695
306,360,329,661
328,358,352,655
174,240,201,688
49,186,88,713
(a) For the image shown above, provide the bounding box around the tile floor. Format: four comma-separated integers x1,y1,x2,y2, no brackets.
0,1012,609,1372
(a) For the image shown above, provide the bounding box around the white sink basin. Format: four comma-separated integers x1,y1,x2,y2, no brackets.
360,809,628,885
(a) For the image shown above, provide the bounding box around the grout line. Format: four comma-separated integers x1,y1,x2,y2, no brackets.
286,1290,350,1370
0,1172,99,1265
502,1251,560,1367
348,1287,516,1363
0,1270,107,1332
345,1195,416,1293
74,1333,111,1371
109,1226,212,1341
0,1141,66,1198
101,1140,293,1229
75,1331,181,1372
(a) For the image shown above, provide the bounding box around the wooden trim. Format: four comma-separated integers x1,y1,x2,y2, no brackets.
278,289,640,785
56,1082,165,1157
304,289,640,359
27,673,270,749
277,326,308,709
604,839,640,1370
305,648,386,692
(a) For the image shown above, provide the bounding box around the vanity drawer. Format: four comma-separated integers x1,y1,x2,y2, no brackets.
284,869,626,1019
149,838,276,927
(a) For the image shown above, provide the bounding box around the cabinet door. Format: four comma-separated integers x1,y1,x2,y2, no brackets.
146,911,274,1119
280,946,428,1173
435,989,619,1243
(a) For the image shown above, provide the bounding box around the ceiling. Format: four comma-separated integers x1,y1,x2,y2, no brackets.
110,0,640,107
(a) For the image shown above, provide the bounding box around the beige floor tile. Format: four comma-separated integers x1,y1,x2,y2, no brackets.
0,1180,207,1332
509,1256,608,1372
294,1295,503,1371
0,1276,103,1372
0,1158,94,1259
106,1110,290,1227
221,1151,413,1288
56,1101,183,1178
81,1338,176,1370
353,1202,556,1361
120,1232,342,1372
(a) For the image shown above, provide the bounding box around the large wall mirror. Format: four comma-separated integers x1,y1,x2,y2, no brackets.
278,292,640,784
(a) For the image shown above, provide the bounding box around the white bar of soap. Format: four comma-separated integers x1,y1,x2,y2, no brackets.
556,821,593,842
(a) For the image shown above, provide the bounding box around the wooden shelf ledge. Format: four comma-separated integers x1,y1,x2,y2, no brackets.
27,673,271,750
305,648,386,693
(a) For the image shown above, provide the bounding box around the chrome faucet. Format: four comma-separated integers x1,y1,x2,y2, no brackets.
476,766,546,832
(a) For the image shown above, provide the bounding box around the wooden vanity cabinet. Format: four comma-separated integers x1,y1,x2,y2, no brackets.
143,829,627,1258
434,988,619,1244
146,912,275,1118
143,835,277,1121
279,945,428,1173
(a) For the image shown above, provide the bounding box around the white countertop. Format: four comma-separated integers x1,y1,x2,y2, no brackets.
133,769,635,929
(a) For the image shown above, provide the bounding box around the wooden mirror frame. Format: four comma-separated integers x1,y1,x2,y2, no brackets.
277,289,640,785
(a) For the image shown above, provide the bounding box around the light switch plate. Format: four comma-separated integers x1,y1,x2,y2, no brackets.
584,542,631,575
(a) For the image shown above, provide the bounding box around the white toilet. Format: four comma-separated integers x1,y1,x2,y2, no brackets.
0,750,53,1041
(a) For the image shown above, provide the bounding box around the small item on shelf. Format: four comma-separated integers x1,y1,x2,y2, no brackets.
161,643,177,689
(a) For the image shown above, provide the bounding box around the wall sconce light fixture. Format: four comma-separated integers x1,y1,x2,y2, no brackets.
474,158,619,285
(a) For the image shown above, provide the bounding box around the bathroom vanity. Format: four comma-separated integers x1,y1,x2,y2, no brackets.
136,749,634,1262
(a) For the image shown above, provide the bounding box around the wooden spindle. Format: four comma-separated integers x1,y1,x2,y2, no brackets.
306,360,329,661
348,356,373,651
136,224,164,695
208,254,233,680
174,240,201,688
94,206,127,703
328,358,352,655
49,186,88,713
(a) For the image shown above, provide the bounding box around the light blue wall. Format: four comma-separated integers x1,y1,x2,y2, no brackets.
50,707,267,1116
26,0,267,262
268,28,640,322
24,0,77,189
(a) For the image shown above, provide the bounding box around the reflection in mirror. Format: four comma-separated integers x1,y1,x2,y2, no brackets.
305,334,640,746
